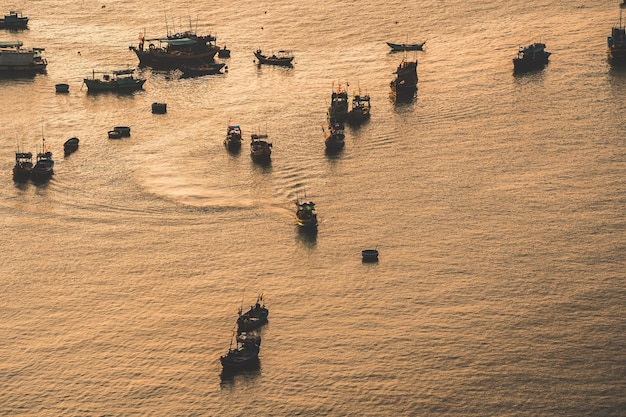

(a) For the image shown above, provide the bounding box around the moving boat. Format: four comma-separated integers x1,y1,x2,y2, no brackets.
328,83,349,123
250,133,272,162
347,91,371,124
295,195,318,228
31,139,54,182
324,122,345,151
0,41,47,73
0,11,28,29
237,294,269,333
254,49,294,66
12,151,33,181
179,62,226,77
386,41,426,51
63,137,79,155
83,69,146,92
608,3,626,65
220,333,261,370
129,30,221,69
390,55,418,101
513,42,551,73
224,125,242,151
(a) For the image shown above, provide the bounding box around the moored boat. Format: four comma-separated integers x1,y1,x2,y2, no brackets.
31,139,54,182
0,41,47,74
129,30,221,69
295,195,318,228
224,125,242,151
323,122,345,151
362,249,379,263
151,102,167,114
237,294,269,333
390,55,418,101
250,133,272,162
608,3,626,65
179,62,226,77
254,49,294,66
513,42,551,73
347,91,371,124
83,69,146,93
386,41,426,51
0,11,28,29
328,83,349,123
220,334,261,370
63,137,79,155
12,151,33,181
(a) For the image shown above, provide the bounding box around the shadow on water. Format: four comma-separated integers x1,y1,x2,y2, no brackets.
251,159,272,172
219,359,261,388
296,225,317,247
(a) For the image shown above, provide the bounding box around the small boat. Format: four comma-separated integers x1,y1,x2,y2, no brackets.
328,83,349,123
0,41,47,74
108,130,123,139
386,41,426,51
151,102,167,114
362,249,379,263
390,55,418,101
513,42,551,73
0,11,28,29
55,83,69,93
224,125,242,151
83,69,146,93
31,138,54,182
250,133,272,162
295,194,318,228
237,294,269,333
108,126,130,139
220,334,261,370
63,137,79,155
179,62,226,77
324,122,345,151
218,45,231,58
608,4,626,65
347,92,371,124
12,151,33,181
254,49,294,66
129,30,221,69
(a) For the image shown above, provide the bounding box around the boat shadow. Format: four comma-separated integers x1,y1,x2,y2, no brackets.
296,225,317,246
219,359,262,387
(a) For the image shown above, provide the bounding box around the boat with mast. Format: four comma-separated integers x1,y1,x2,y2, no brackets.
608,1,626,65
0,10,28,29
513,42,551,73
390,52,418,101
12,149,33,181
83,69,146,92
328,82,349,123
295,192,318,229
31,134,54,182
347,88,371,124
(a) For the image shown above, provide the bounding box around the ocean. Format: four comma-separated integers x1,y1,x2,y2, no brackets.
1,0,625,415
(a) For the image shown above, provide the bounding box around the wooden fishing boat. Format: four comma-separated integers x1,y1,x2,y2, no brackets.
31,138,54,182
324,122,345,151
295,194,318,228
0,11,28,29
220,334,261,370
347,92,371,124
129,30,221,69
224,125,242,151
12,151,33,181
179,62,226,77
254,49,294,66
608,4,626,65
513,42,551,73
237,294,269,333
63,137,79,155
386,41,426,51
250,133,272,162
83,69,146,93
390,55,418,101
328,83,349,123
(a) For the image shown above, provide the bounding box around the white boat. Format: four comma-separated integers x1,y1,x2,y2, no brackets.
0,41,47,73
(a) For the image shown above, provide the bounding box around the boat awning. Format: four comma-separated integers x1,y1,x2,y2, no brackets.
0,41,23,47
146,37,196,46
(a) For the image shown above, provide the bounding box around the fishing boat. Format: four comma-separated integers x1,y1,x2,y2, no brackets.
237,294,269,333
220,333,261,370
224,125,242,151
63,137,79,155
129,30,221,69
386,41,426,51
12,151,33,181
254,49,294,66
347,91,371,124
179,62,226,77
608,2,626,65
0,41,47,73
323,122,345,151
295,194,318,228
0,11,28,29
250,133,272,162
328,83,349,123
31,139,54,182
83,69,146,92
513,42,551,73
390,55,418,101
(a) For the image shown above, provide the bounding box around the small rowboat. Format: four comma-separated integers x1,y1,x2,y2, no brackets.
362,249,379,262
386,41,426,51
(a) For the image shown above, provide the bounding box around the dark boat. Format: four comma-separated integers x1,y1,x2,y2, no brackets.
328,83,349,123
324,122,345,151
83,69,146,93
129,30,221,69
220,334,261,370
386,41,426,51
218,45,231,58
31,139,54,182
250,133,272,162
224,125,242,151
347,91,371,124
254,49,294,66
362,249,379,263
295,194,318,229
513,42,551,73
608,3,626,65
0,11,28,29
390,56,418,101
12,151,33,181
55,83,69,93
63,137,79,155
0,41,47,74
237,294,269,333
151,102,167,114
179,62,226,77
108,126,130,139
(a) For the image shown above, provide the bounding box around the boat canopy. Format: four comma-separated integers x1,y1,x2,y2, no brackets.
146,37,196,46
0,41,23,47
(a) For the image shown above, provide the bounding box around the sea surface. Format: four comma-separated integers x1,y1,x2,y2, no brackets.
1,0,625,415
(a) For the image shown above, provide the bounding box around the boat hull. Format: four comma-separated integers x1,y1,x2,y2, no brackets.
131,47,220,69
83,78,145,92
386,42,425,51
513,58,549,73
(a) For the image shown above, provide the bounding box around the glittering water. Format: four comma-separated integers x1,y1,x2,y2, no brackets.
1,1,625,415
